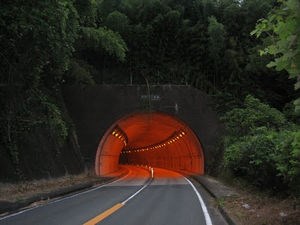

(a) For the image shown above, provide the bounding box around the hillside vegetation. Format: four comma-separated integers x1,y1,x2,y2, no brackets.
0,0,299,196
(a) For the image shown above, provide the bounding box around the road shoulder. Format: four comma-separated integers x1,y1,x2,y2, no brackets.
187,176,231,225
0,169,128,216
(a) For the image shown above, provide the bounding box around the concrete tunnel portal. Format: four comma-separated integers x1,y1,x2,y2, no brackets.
95,112,204,176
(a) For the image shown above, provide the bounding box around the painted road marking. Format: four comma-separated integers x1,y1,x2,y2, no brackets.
184,177,213,225
122,178,151,204
0,171,130,221
82,168,153,225
83,203,124,225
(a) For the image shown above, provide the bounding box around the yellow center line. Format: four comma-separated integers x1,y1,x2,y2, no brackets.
83,203,124,225
83,168,153,225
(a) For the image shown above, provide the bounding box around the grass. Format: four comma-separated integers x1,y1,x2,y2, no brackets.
0,170,107,203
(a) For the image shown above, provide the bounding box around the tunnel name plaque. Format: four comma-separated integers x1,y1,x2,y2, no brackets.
140,95,161,101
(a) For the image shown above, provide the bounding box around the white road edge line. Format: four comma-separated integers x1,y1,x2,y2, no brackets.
122,167,153,205
121,181,149,204
184,177,213,225
0,170,131,221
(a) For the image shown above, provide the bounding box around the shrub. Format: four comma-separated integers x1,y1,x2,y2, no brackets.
222,95,286,136
223,95,300,195
224,130,282,190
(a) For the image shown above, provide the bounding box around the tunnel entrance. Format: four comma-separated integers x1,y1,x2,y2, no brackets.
95,112,204,176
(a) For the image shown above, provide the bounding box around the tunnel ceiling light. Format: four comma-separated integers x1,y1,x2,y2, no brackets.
122,129,187,154
111,125,128,147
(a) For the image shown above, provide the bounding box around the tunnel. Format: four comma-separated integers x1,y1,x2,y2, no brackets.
95,112,204,176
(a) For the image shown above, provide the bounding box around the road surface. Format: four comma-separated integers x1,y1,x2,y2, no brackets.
0,166,224,225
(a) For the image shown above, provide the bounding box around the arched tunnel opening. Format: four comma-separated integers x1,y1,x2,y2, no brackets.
95,112,204,176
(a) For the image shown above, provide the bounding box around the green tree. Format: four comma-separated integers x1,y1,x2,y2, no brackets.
0,0,79,88
105,11,130,35
72,0,128,83
222,95,286,136
208,16,225,86
74,0,98,26
251,0,300,113
222,95,299,194
79,27,127,61
0,0,80,179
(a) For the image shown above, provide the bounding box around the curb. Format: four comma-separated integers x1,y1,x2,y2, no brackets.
0,169,129,215
217,206,237,225
192,176,237,225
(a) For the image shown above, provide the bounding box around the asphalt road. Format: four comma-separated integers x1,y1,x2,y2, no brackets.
0,166,225,225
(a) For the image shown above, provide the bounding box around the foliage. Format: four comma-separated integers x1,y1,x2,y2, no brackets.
224,129,300,194
65,59,96,85
272,130,300,188
0,0,79,88
74,0,98,26
79,27,127,61
0,0,128,179
70,0,295,111
222,95,286,136
0,0,80,178
208,16,225,65
223,95,300,195
105,11,129,35
251,0,300,113
35,90,69,145
0,0,299,188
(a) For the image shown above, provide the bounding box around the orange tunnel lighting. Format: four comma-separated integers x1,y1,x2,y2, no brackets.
95,112,204,176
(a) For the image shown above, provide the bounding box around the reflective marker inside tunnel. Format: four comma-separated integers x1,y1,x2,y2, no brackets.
95,112,204,176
